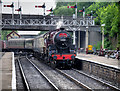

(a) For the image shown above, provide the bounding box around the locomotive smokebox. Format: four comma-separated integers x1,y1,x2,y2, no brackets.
54,30,72,49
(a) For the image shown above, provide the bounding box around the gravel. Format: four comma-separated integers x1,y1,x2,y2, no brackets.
62,70,111,89
30,58,82,90
19,57,53,89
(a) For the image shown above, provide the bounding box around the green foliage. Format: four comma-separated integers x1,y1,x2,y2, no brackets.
104,38,111,49
94,2,120,49
1,30,13,40
38,31,47,35
54,6,74,16
54,2,93,16
93,41,102,50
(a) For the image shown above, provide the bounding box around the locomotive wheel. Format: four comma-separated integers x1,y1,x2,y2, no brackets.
50,61,56,69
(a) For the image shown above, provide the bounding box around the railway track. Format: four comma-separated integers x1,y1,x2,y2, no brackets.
17,57,30,90
17,55,59,90
17,54,120,90
55,68,92,90
57,68,120,90
72,68,120,90
26,56,83,90
26,58,59,91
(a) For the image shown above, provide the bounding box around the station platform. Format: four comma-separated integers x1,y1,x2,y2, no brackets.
76,53,120,88
0,52,16,90
76,53,120,70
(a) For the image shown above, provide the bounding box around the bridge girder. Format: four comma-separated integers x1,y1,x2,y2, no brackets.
0,15,100,31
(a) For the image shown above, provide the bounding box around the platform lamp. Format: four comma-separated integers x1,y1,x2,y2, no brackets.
101,24,105,49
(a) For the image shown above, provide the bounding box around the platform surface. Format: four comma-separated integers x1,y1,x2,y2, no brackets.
76,53,120,70
0,52,14,90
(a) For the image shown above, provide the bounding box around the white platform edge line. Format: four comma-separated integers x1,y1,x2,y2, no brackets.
76,56,120,70
12,52,16,90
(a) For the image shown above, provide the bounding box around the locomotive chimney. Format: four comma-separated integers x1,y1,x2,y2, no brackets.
60,28,65,31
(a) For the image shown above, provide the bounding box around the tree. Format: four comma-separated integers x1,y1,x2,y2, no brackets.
54,2,93,16
1,30,13,40
54,6,74,16
96,3,119,49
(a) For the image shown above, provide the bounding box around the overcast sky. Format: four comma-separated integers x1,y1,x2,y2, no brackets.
1,0,56,35
2,0,56,15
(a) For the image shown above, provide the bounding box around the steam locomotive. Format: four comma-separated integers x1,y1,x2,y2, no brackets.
34,28,76,68
2,28,76,68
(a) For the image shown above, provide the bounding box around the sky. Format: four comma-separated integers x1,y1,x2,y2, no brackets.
2,0,56,15
1,0,56,35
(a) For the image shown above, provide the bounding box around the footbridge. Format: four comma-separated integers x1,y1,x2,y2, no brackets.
0,14,100,31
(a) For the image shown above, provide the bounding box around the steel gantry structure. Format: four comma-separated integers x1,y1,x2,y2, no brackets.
0,16,100,31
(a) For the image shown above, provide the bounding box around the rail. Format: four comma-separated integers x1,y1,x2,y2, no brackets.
17,57,30,91
26,57,60,91
56,68,92,90
72,68,120,90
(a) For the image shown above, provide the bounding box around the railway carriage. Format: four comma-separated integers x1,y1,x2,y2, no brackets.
7,38,25,49
25,38,34,49
33,34,46,59
4,38,34,52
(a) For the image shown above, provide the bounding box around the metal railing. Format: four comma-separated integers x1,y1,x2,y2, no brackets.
0,18,95,26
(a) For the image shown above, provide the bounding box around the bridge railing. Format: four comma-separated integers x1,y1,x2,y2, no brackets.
0,18,95,26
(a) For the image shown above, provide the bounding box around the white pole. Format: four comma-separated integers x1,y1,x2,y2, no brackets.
73,3,77,45
12,2,14,25
78,30,80,48
101,24,105,49
43,3,45,16
83,7,85,18
91,11,93,20
102,27,104,49
86,27,88,50
75,2,77,18
44,8,45,16
18,0,19,14
73,29,76,45
20,6,22,25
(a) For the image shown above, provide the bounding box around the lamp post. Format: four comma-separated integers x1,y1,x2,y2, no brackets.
78,28,81,49
86,26,89,51
91,10,93,19
101,24,105,49
73,2,77,45
73,28,76,45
